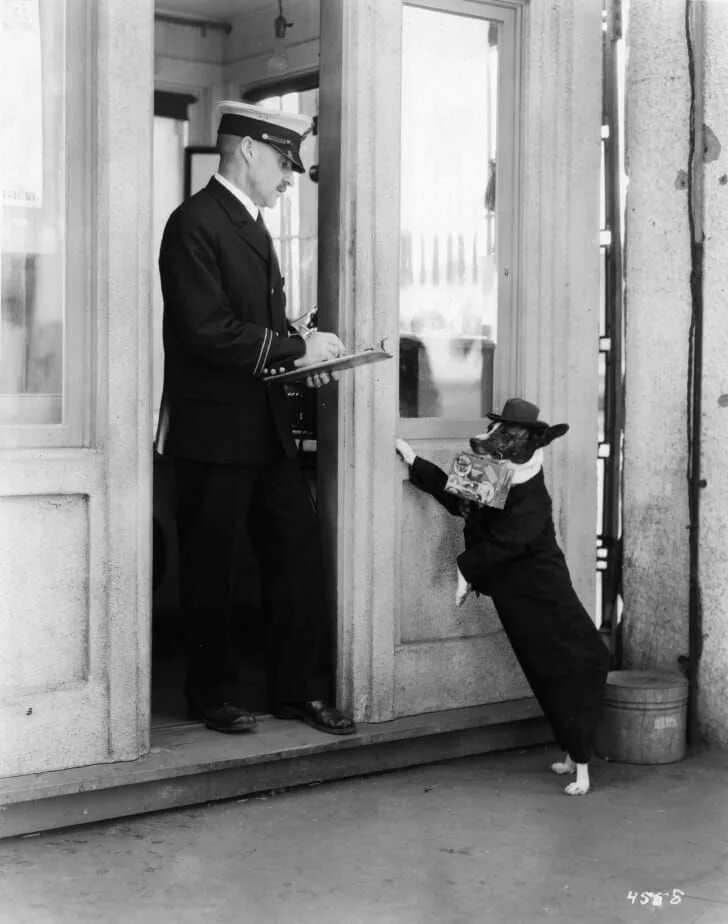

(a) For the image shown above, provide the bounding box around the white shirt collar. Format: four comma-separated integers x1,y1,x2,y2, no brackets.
213,173,259,221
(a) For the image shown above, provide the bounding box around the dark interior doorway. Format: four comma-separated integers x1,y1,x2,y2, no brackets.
149,98,320,729
150,3,321,726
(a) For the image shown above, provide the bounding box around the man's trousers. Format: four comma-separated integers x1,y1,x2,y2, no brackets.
174,453,332,711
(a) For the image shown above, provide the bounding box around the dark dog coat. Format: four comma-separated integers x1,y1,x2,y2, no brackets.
408,456,609,764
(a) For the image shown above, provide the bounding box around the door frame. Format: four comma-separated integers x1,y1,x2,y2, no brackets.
0,0,153,778
318,0,602,723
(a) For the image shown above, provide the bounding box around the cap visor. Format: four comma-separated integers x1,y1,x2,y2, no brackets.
269,142,305,174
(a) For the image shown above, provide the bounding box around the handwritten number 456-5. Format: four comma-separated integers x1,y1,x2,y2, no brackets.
627,890,684,906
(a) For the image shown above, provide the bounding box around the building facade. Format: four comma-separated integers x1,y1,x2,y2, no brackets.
2,0,607,829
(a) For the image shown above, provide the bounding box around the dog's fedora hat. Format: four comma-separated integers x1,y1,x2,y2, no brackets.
487,397,549,430
216,100,312,174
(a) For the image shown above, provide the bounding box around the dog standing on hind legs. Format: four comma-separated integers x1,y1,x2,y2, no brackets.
396,398,610,795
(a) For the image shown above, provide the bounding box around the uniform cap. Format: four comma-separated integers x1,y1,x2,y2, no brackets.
215,100,312,173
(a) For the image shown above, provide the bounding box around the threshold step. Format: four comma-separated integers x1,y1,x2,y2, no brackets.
0,698,549,839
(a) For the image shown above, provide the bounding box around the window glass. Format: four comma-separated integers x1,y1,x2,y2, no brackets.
1,1,65,431
152,114,187,434
258,89,318,324
399,5,499,419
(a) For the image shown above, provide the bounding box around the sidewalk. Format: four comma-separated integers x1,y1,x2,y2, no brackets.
2,743,727,924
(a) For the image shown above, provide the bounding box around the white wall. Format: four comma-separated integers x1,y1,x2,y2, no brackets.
154,2,321,139
224,0,320,93
154,18,226,143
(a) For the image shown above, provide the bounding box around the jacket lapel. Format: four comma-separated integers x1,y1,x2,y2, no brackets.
206,177,270,263
206,178,287,333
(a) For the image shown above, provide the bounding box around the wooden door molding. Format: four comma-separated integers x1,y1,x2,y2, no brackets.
318,0,601,722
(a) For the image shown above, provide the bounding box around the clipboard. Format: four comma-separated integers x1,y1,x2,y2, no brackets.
263,348,392,384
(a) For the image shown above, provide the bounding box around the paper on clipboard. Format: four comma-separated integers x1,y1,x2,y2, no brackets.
262,348,392,384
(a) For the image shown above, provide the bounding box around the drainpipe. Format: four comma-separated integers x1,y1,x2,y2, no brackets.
684,0,705,746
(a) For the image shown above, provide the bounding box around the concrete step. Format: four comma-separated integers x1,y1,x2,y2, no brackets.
0,698,549,839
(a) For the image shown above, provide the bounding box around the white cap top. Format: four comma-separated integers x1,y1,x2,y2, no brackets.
215,100,313,173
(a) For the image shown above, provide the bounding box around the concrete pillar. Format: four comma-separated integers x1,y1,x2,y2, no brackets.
622,0,692,671
698,2,728,744
623,0,728,744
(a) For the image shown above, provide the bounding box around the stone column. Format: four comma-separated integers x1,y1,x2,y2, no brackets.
697,1,728,744
622,0,692,670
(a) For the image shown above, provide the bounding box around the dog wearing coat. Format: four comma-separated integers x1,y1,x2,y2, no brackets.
396,398,610,795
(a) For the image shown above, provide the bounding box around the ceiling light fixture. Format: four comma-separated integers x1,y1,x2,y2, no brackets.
267,0,293,76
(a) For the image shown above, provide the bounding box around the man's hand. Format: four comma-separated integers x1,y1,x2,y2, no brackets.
305,370,340,389
294,331,345,389
294,331,346,368
455,567,472,608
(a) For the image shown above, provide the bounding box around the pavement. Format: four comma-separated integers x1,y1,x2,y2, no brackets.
1,743,727,924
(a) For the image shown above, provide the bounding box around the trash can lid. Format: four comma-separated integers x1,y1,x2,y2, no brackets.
606,670,688,690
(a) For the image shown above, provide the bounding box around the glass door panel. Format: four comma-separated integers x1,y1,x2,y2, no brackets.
399,3,512,428
0,0,91,447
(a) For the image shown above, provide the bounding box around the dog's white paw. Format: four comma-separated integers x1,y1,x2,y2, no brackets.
455,568,472,607
551,754,577,775
564,780,590,796
564,763,590,795
395,438,416,466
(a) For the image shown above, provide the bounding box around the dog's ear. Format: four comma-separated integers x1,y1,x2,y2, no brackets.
535,423,569,448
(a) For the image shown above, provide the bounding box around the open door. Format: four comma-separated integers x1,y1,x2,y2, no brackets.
0,0,152,778
150,81,322,728
393,2,525,715
318,0,602,723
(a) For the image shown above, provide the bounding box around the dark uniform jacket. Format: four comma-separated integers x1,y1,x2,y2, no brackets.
158,177,306,464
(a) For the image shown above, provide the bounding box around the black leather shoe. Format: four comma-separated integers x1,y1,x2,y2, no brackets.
189,702,257,734
274,700,356,736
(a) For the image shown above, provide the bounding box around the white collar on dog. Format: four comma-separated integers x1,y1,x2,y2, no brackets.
507,448,544,484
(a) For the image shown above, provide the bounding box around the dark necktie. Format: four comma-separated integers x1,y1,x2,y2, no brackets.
257,211,276,261
255,212,285,331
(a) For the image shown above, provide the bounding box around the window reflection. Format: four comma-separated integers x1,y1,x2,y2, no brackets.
399,6,499,419
257,89,319,324
1,0,65,428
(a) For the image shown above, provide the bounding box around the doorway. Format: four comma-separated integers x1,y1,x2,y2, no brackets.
150,83,321,729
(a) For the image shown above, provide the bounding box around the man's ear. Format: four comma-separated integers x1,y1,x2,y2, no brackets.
239,136,254,164
536,423,569,448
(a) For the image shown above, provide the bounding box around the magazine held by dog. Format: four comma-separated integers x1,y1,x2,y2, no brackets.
445,452,514,509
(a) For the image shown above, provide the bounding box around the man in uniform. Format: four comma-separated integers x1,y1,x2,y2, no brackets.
158,101,355,736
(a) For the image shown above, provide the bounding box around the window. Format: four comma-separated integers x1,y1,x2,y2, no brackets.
256,89,319,324
398,3,516,428
153,114,188,433
0,0,92,448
